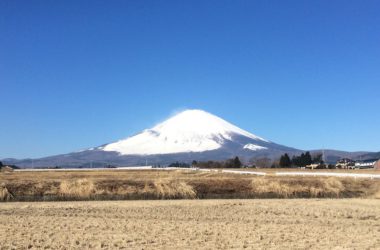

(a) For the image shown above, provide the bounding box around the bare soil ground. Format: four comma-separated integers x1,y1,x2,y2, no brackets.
0,199,379,249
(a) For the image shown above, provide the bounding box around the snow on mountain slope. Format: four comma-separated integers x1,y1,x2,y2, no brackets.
243,144,268,151
101,109,268,155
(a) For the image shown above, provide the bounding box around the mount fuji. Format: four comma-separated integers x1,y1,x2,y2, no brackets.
101,109,272,155
6,109,303,168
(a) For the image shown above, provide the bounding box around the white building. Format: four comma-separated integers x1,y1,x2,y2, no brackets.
355,159,377,169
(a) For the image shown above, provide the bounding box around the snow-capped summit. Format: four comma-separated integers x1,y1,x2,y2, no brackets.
101,109,268,155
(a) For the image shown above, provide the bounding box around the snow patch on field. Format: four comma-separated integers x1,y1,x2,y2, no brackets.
222,170,267,176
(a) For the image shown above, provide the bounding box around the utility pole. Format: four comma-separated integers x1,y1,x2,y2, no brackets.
322,149,328,169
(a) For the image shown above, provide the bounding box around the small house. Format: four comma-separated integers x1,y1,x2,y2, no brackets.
336,158,355,169
355,159,378,169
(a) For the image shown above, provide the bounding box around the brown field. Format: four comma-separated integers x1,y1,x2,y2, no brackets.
1,170,380,249
236,168,380,174
1,169,380,201
0,199,379,249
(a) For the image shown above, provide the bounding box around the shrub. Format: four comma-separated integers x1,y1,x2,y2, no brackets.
250,177,344,198
59,179,96,199
152,179,197,199
0,183,14,201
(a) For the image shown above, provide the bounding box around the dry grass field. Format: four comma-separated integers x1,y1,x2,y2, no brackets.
1,170,380,249
0,199,379,249
235,168,380,174
1,169,380,201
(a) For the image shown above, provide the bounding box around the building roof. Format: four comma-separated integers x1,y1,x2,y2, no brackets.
356,159,378,164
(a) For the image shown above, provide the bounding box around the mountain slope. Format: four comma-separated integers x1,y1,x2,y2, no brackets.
3,109,374,168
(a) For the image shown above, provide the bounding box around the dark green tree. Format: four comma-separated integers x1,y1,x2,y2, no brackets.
168,162,190,168
292,155,299,167
279,154,291,168
304,152,312,166
300,153,306,166
290,152,313,167
233,156,242,168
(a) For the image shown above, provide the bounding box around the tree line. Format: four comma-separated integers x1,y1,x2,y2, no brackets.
193,157,242,168
279,152,323,168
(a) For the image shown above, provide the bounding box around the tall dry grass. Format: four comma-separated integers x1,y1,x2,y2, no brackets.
1,170,380,201
81,178,197,199
251,177,345,198
151,179,197,199
59,179,97,199
0,183,14,201
373,190,380,199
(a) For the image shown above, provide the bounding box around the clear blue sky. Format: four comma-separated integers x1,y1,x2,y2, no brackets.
1,0,379,159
